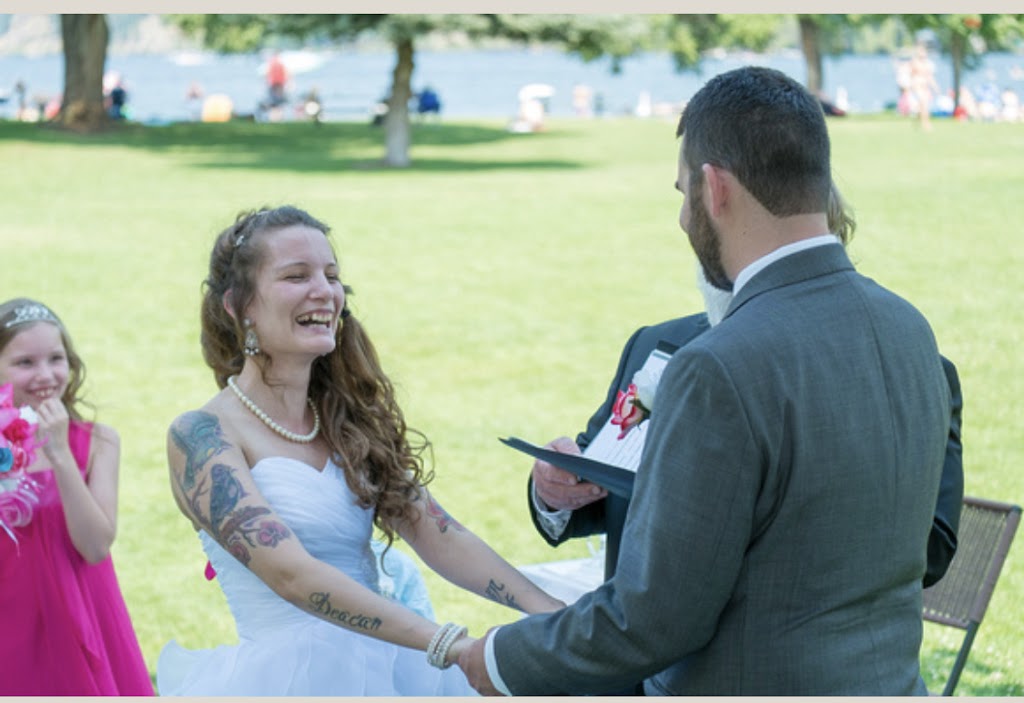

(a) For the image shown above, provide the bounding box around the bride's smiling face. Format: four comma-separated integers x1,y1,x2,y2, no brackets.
246,225,346,359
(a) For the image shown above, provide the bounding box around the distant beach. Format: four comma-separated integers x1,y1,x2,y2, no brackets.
2,47,1022,125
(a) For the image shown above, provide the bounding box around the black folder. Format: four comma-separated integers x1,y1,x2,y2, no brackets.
500,436,635,499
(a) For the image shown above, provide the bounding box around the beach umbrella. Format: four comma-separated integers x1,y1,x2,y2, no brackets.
518,83,555,101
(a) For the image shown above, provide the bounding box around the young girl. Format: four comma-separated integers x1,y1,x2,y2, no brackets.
0,298,153,695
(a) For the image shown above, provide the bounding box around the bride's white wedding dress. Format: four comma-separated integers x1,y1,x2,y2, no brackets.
157,456,476,696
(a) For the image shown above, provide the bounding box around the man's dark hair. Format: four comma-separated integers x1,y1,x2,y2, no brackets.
676,66,831,217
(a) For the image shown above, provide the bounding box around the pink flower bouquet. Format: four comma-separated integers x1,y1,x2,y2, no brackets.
0,383,43,544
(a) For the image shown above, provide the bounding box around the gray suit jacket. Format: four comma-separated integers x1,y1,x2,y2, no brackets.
527,315,963,587
497,244,950,695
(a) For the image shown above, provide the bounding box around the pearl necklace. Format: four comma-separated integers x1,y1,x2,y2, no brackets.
226,375,321,444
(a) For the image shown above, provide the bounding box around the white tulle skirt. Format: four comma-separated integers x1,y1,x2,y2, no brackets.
157,618,477,697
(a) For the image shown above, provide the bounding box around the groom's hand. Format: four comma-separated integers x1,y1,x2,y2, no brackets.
457,627,505,696
533,436,607,511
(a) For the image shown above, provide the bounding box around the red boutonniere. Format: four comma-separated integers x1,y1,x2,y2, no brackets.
610,364,664,440
611,383,650,440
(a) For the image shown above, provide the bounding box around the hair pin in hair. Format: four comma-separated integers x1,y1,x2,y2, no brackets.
234,233,247,248
4,304,58,329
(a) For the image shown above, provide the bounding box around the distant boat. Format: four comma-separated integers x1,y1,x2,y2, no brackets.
258,50,329,77
518,83,555,100
170,51,210,67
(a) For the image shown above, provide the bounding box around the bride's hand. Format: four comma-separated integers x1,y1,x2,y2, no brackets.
445,634,477,668
456,629,504,695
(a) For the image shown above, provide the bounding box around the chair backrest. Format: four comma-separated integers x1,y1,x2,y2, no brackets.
922,495,1021,695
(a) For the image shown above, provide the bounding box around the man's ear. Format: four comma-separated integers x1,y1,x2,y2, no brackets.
701,163,729,218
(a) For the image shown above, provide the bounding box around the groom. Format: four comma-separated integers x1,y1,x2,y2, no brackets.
528,274,962,592
459,66,951,695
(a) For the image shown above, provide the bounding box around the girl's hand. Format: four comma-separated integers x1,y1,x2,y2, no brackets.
36,397,71,461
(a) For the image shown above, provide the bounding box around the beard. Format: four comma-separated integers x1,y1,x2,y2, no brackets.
696,263,733,327
686,181,732,293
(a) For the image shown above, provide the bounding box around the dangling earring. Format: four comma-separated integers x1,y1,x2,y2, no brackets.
243,318,261,356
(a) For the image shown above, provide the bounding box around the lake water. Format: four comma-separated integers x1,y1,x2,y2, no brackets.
2,46,1022,124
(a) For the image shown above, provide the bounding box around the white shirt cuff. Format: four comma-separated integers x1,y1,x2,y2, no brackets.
484,626,513,696
531,482,573,540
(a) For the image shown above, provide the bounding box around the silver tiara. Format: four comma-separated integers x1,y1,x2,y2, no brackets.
4,304,58,329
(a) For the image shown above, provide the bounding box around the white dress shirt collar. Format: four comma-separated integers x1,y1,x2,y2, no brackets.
732,233,840,296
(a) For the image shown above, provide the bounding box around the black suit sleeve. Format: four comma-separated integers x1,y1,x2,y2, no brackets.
924,355,964,588
526,326,647,547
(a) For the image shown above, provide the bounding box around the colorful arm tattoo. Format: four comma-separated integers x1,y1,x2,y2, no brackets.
170,411,291,567
170,410,230,491
424,493,464,534
218,505,291,566
209,463,248,530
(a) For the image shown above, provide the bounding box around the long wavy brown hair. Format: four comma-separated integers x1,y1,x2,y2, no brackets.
199,206,432,546
0,297,91,422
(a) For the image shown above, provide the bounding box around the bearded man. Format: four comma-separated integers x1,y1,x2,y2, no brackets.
459,66,951,696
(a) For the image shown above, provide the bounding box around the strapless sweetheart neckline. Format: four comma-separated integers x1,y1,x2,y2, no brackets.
250,455,331,475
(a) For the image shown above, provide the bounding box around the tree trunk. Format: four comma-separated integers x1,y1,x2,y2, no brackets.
949,32,965,111
798,16,824,97
58,14,109,132
384,38,414,168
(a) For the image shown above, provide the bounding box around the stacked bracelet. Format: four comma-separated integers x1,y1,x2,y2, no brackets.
426,622,468,669
426,622,452,666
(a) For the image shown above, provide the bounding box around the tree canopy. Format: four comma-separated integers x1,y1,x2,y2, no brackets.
48,13,1024,140
173,14,658,165
171,13,792,166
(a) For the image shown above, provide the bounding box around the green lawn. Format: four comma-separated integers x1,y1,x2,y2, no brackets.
1,113,1021,695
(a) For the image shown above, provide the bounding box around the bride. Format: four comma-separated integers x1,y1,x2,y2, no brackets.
158,205,564,696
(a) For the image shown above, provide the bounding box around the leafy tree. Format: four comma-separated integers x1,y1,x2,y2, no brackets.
792,15,878,97
34,14,184,132
172,14,656,167
657,14,783,71
482,14,654,70
57,14,110,132
899,14,1024,109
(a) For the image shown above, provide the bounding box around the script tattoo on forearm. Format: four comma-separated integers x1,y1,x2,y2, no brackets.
170,411,229,491
309,592,383,632
424,494,464,534
485,579,522,611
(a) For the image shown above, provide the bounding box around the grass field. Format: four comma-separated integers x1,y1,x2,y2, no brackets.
1,113,1021,695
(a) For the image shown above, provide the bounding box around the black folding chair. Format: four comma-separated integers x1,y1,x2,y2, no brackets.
922,495,1021,695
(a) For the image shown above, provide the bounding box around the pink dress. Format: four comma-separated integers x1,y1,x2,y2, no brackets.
0,421,154,695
